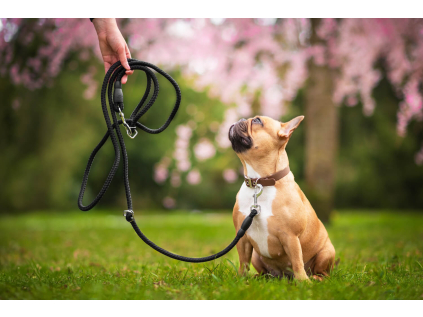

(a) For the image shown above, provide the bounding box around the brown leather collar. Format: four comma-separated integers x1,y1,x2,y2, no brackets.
244,166,290,188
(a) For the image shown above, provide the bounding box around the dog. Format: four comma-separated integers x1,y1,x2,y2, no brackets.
229,116,335,281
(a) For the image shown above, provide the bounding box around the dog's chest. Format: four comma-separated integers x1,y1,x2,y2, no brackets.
238,183,277,258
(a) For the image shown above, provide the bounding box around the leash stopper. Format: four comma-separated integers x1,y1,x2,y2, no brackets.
113,80,124,112
123,210,134,222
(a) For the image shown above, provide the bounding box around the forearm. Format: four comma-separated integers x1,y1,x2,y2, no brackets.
90,18,133,83
92,18,117,37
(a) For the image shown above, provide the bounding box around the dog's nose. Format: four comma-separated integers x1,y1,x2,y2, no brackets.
230,118,246,129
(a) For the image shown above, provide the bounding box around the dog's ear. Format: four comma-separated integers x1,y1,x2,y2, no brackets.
278,116,304,139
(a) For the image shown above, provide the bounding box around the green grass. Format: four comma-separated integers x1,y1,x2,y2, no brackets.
0,210,422,299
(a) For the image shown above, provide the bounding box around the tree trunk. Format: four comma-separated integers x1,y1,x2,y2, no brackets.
304,19,338,223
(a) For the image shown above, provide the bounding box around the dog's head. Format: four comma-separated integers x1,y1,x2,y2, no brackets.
228,115,304,157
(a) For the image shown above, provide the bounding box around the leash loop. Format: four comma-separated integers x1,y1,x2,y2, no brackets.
78,59,257,263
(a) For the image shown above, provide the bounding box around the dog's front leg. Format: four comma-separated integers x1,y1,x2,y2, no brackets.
282,235,309,281
236,235,253,276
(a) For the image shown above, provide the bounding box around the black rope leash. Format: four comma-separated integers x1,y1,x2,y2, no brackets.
78,59,258,262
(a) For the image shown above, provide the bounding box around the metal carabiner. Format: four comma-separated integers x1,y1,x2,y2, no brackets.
250,184,263,215
118,107,138,139
253,184,263,205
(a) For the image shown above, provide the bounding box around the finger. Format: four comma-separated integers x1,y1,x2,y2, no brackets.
117,45,131,70
125,43,134,79
125,44,133,76
103,55,118,74
122,74,128,84
125,43,132,59
104,62,111,74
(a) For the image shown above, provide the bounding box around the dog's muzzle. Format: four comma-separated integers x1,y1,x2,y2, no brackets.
228,119,252,153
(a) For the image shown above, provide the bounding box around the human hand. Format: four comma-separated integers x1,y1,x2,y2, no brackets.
93,18,134,84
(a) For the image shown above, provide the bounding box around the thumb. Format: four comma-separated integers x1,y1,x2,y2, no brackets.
117,45,131,71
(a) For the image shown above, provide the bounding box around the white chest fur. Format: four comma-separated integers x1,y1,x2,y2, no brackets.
237,164,277,258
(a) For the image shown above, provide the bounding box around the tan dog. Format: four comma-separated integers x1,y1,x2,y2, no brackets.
229,116,335,281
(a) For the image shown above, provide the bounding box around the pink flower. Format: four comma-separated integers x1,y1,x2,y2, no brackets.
174,124,192,171
415,145,423,165
163,197,176,209
223,169,238,183
346,96,358,107
176,160,191,172
194,138,216,161
186,169,201,185
80,66,98,100
153,157,171,184
176,125,192,139
154,165,168,184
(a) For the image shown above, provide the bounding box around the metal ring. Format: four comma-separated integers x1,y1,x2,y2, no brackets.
123,122,138,139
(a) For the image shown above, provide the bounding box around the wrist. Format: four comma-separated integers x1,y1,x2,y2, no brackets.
93,18,117,35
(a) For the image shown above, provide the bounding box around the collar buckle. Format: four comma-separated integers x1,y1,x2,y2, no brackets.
244,176,258,188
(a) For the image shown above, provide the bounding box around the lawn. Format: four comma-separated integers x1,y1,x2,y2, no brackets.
0,210,422,300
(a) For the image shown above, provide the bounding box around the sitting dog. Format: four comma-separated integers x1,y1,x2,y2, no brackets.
229,116,335,281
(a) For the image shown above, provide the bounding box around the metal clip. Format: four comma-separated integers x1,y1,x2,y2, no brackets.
123,209,134,222
250,184,263,215
118,107,138,139
253,184,263,203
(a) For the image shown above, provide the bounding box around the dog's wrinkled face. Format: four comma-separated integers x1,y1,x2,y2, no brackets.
228,118,252,153
228,115,304,155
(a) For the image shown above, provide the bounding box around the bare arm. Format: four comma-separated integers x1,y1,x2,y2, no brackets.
92,18,134,84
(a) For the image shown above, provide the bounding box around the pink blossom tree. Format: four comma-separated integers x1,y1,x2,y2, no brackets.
1,18,422,218
3,19,421,138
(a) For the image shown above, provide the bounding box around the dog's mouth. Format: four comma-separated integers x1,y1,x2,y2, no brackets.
228,119,253,153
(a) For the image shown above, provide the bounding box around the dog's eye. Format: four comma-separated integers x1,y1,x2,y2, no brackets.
253,117,262,124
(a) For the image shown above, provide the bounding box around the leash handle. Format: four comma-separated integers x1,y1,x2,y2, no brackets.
78,59,257,263
78,59,181,212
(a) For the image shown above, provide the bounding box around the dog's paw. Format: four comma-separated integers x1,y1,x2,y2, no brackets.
312,275,323,282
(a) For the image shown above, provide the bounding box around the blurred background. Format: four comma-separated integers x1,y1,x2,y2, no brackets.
1,18,423,222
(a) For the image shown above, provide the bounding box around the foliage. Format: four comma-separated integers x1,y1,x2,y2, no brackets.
2,19,423,154
1,58,423,211
0,210,422,299
1,18,423,211
336,76,423,208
